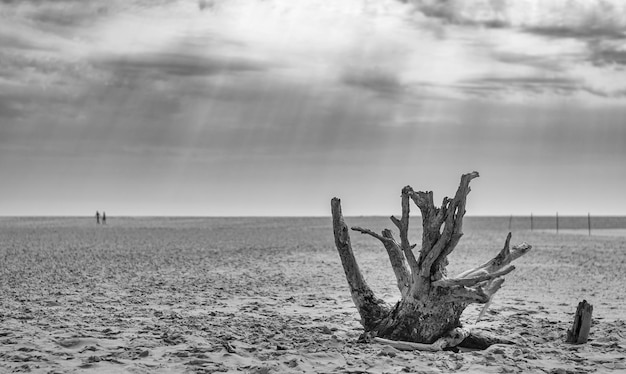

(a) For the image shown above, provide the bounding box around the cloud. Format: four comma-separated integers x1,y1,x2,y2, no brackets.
0,2,110,94
588,40,626,66
492,52,566,72
522,26,625,40
457,75,581,97
384,2,622,102
455,71,626,99
0,0,113,28
407,0,511,28
582,86,626,98
518,1,626,40
96,51,268,79
3,0,626,114
408,0,626,39
0,30,51,51
342,67,404,96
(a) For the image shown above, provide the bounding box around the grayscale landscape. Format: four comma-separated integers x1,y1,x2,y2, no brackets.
1,0,625,373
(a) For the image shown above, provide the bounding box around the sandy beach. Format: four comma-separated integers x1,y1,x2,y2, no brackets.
1,216,625,373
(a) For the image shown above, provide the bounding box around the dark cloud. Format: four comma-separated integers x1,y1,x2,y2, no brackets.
0,0,111,28
0,32,53,51
458,74,626,98
522,26,625,40
0,0,181,30
582,86,626,98
407,0,626,42
30,7,108,27
492,52,569,72
592,48,626,65
342,68,404,97
519,0,626,40
457,75,581,97
96,52,267,79
588,40,626,66
407,0,510,29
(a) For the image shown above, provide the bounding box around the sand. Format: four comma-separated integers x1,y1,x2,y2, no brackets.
0,216,625,373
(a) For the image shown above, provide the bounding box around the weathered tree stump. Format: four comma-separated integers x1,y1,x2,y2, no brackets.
566,300,593,344
331,172,532,350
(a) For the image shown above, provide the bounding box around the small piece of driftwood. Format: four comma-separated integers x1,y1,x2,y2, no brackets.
566,300,593,344
374,328,470,351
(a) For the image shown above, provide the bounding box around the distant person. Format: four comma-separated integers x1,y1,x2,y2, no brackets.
102,212,106,225
96,211,100,224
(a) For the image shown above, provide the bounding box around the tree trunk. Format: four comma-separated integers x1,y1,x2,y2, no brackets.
331,172,531,349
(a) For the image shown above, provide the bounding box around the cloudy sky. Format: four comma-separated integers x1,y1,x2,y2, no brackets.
1,0,625,216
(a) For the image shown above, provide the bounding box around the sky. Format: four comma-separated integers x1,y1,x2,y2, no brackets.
1,0,625,217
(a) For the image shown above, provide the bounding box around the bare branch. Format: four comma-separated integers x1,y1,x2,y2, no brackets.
449,171,479,238
433,265,515,288
351,226,411,296
420,172,479,279
436,197,450,224
382,229,411,296
509,242,532,262
389,215,401,230
409,191,437,266
352,227,393,243
410,190,434,213
331,198,389,329
483,277,505,297
449,277,505,304
398,187,419,273
457,233,531,279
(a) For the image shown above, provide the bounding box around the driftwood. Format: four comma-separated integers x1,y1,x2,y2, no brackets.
566,300,593,344
331,172,531,350
374,327,469,351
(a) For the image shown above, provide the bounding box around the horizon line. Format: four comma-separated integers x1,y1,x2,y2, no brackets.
1,214,625,218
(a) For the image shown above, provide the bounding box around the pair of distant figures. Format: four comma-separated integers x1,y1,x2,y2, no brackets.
95,211,107,224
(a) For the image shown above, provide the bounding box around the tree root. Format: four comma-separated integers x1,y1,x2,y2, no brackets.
332,172,531,349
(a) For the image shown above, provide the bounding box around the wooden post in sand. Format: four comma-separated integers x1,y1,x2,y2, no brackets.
566,300,593,344
556,212,559,234
588,213,591,236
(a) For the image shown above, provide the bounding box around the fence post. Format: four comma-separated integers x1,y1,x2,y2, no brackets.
556,212,559,234
588,213,591,236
